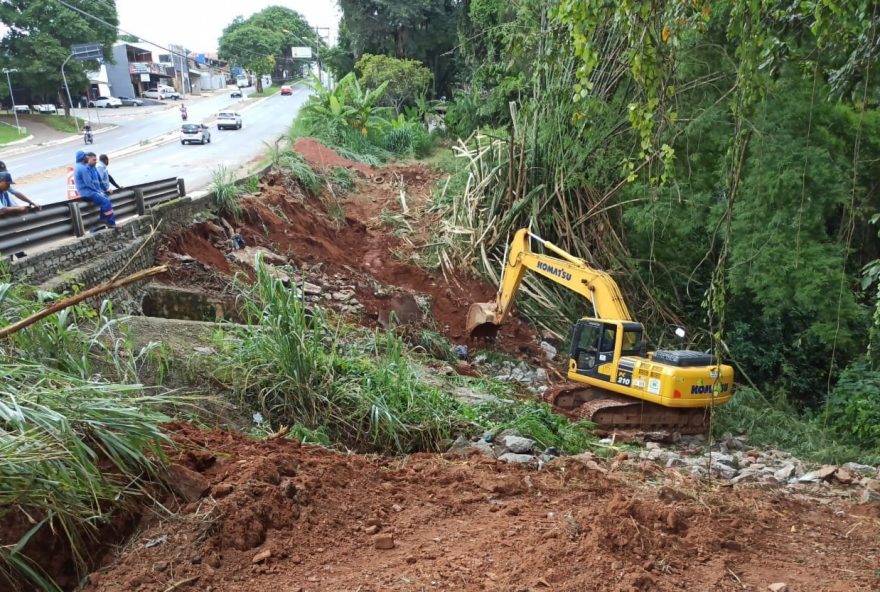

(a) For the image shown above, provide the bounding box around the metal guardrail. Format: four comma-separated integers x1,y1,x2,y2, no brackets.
0,177,183,255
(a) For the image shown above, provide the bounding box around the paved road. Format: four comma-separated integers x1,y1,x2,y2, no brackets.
11,87,310,205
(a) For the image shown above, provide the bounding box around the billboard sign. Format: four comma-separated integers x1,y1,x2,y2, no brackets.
70,43,103,62
291,46,312,59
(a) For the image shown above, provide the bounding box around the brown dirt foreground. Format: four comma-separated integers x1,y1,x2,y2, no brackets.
86,423,879,592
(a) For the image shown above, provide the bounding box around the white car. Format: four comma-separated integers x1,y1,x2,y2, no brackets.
142,88,179,100
32,104,58,114
217,111,242,130
89,96,122,108
180,123,211,145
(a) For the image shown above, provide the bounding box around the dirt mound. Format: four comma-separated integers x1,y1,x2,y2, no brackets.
157,161,540,356
85,423,880,591
294,137,376,177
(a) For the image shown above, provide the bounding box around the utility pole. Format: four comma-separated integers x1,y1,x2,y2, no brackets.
2,68,21,132
60,53,80,132
313,27,330,86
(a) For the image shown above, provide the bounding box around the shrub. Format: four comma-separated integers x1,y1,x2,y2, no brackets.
826,360,880,452
210,165,242,221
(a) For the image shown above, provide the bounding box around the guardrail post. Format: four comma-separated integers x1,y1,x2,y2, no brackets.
134,188,146,216
68,201,84,237
176,178,185,197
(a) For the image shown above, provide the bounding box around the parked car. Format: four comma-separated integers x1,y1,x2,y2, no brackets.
117,96,143,106
280,85,293,96
180,123,211,145
230,88,242,98
142,87,180,100
32,104,58,114
89,96,122,108
217,111,242,130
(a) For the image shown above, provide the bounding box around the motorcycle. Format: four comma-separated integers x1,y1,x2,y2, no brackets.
180,107,188,121
83,127,93,144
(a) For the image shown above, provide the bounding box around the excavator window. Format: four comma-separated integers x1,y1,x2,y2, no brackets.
620,329,643,356
574,322,602,371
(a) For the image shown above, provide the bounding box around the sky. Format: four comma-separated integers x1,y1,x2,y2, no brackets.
115,0,340,54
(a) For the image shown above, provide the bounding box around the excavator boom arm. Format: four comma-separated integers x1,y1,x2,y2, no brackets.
468,229,631,335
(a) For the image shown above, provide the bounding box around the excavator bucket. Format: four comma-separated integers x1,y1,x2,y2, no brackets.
466,302,501,338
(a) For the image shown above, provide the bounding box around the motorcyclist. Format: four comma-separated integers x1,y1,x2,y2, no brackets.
180,104,188,121
83,124,93,144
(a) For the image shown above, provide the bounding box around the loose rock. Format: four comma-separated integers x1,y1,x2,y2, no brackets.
374,534,395,550
501,435,537,454
499,453,536,465
768,583,788,592
252,549,272,564
166,463,210,503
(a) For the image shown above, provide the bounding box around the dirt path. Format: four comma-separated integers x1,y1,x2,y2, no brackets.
86,423,879,592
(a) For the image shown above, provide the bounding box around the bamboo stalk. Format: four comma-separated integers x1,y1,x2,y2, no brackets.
0,266,168,339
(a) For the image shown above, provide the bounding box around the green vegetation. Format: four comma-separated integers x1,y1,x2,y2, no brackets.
358,0,880,457
251,84,284,98
0,275,181,591
356,53,433,114
277,150,321,194
219,6,322,89
0,1,117,105
211,256,597,455
33,114,87,134
0,124,25,145
210,165,243,221
293,73,437,164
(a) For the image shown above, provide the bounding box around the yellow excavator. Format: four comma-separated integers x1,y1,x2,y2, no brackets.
467,229,734,434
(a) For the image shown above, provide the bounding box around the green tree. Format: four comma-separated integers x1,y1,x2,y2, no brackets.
219,7,321,82
338,0,461,96
0,0,118,112
218,25,281,93
355,53,432,114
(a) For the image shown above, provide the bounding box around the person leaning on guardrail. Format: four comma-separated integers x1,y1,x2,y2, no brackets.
97,154,122,192
0,171,41,217
0,161,41,212
73,150,117,231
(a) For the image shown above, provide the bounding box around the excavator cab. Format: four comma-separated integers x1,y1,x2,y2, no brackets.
571,319,645,375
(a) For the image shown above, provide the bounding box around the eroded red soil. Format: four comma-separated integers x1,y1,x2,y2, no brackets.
85,423,880,592
156,152,540,356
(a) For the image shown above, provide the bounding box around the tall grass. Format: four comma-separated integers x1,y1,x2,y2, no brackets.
213,255,464,453
214,255,595,455
210,165,243,221
712,386,878,465
278,150,322,195
0,279,181,590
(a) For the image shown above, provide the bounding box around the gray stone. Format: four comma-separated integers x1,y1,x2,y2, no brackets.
774,464,796,481
710,453,736,466
843,462,878,477
303,282,322,295
730,469,760,485
645,442,662,450
496,428,521,442
534,368,549,383
799,465,838,483
540,341,557,361
665,454,686,468
499,452,536,465
446,435,472,456
501,435,537,454
711,461,738,480
471,440,497,459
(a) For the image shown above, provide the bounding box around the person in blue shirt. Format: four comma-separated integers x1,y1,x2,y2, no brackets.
0,161,41,212
0,171,40,217
73,150,116,230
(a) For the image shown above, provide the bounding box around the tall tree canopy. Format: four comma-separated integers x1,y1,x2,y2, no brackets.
337,0,461,97
218,24,282,92
0,0,118,104
218,6,321,84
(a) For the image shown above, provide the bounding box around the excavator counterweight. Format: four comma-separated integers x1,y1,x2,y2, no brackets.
470,228,734,435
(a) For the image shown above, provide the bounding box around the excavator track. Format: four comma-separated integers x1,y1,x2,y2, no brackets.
544,383,711,435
